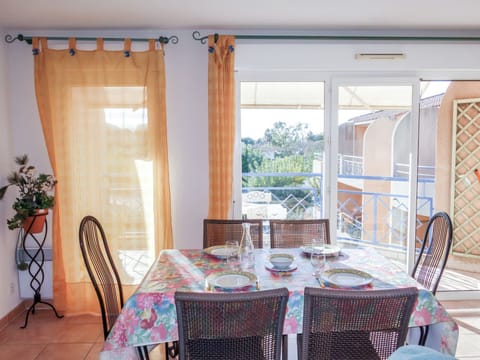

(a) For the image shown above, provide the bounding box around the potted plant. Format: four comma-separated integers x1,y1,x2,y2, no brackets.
0,154,57,233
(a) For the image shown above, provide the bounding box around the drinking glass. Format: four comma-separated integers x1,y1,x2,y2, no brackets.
225,240,240,270
310,239,326,278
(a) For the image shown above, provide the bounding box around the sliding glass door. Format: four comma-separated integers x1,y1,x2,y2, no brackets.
237,76,480,298
333,81,417,270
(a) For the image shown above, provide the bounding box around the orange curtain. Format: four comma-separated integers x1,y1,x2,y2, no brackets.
33,37,173,313
207,35,236,219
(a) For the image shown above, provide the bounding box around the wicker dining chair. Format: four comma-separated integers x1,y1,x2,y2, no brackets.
203,219,264,248
269,219,330,248
298,287,418,360
79,216,177,360
411,211,453,345
175,287,289,360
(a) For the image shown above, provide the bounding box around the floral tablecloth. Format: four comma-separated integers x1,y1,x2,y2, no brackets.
100,247,458,359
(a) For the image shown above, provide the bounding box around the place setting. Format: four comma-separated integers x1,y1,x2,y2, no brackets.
205,239,259,291
301,239,343,258
205,270,258,291
265,253,297,274
308,238,372,289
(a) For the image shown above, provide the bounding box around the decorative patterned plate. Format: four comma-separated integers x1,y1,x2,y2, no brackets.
265,262,298,273
206,271,257,290
301,245,342,257
321,269,373,288
204,245,235,259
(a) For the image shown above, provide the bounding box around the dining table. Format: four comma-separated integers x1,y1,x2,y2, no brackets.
100,246,459,360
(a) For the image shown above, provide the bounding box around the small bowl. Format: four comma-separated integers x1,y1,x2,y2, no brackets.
269,253,294,269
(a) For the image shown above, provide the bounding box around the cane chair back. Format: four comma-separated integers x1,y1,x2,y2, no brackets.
203,219,263,248
79,216,157,359
79,215,123,340
299,287,418,360
175,287,289,360
411,211,453,295
269,219,330,248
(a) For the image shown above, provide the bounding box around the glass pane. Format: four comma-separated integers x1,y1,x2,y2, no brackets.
337,84,413,267
240,82,325,224
71,86,154,284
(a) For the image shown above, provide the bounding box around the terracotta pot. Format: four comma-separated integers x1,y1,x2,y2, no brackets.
23,209,48,234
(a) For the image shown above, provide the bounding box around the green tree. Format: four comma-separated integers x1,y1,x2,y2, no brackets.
242,120,323,202
263,122,309,157
242,142,264,185
246,154,313,193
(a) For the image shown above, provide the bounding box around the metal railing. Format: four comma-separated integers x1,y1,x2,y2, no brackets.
394,162,435,179
337,154,363,176
242,172,434,251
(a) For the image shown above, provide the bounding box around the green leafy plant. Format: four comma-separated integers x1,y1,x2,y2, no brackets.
0,155,57,230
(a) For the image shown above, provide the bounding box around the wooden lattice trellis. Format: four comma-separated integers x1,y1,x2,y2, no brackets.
450,98,480,258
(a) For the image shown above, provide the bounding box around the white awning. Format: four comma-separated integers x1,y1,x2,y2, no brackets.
240,82,448,110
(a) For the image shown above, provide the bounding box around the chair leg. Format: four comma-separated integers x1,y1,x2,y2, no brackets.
417,325,425,345
420,325,430,346
282,334,288,360
165,341,179,358
136,346,149,360
297,333,303,360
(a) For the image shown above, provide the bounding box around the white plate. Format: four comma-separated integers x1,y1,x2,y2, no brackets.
321,269,373,288
207,271,257,290
265,262,297,273
301,245,341,257
204,245,235,259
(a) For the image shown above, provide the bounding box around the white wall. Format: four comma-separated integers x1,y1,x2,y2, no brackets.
165,30,209,250
0,29,19,319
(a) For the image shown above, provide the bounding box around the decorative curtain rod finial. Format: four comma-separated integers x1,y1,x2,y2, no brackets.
158,35,179,45
192,31,208,44
5,33,28,44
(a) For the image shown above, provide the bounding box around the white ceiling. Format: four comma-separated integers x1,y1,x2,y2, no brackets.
2,0,480,31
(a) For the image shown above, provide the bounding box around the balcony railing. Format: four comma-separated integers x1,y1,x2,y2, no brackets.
242,172,434,251
337,154,363,176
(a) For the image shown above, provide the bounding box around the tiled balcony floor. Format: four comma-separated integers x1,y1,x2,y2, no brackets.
0,300,479,359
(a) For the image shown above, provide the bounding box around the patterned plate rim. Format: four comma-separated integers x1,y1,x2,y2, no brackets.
206,271,257,290
301,245,342,257
203,245,232,259
321,268,373,288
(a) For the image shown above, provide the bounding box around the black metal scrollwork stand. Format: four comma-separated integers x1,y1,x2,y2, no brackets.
21,215,63,328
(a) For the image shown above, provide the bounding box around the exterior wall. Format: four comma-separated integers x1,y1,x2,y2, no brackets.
337,181,362,231
419,106,438,167
362,116,399,239
436,81,480,272
338,122,354,155
354,125,367,157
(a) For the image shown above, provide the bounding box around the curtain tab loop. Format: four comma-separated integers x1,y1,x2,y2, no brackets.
68,38,76,56
32,38,40,56
148,39,155,51
124,38,132,57
40,37,48,50
96,38,104,51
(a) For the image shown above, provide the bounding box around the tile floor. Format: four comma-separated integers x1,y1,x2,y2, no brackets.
0,300,479,359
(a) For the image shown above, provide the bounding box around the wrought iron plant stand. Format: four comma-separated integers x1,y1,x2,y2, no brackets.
20,214,63,328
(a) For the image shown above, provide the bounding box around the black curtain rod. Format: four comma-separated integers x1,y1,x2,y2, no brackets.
5,33,179,45
192,30,480,44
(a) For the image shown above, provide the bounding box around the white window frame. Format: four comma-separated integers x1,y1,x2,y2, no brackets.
235,40,480,300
